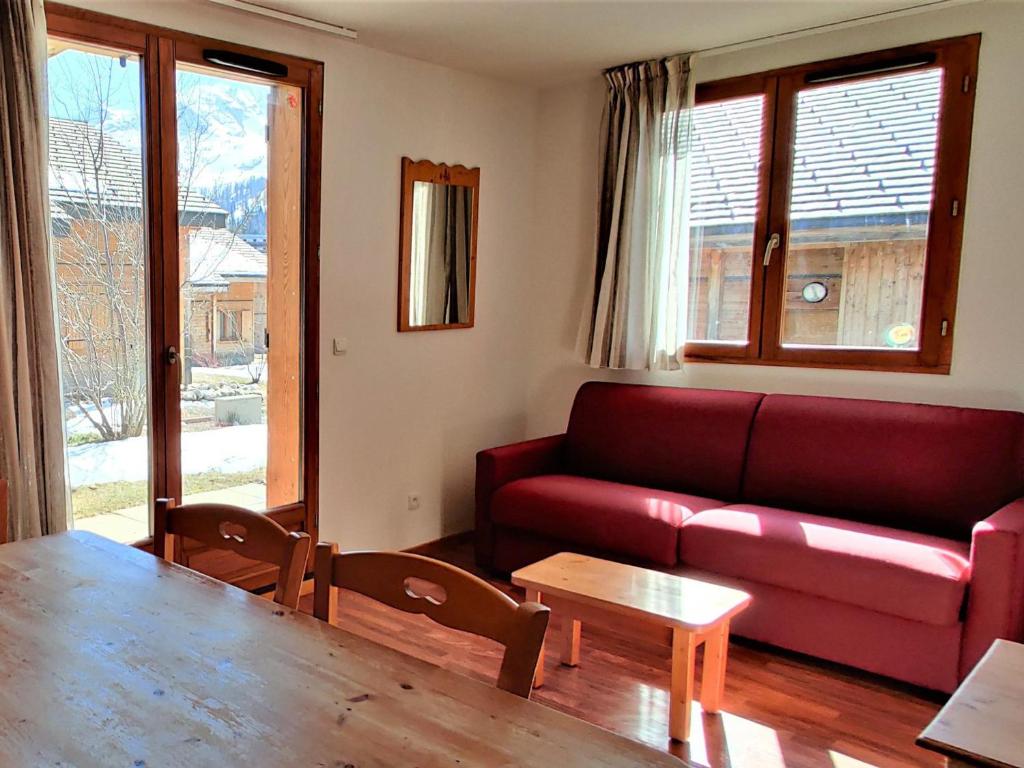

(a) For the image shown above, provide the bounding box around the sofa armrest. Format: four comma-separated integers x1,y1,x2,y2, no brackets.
474,434,566,568
961,498,1024,678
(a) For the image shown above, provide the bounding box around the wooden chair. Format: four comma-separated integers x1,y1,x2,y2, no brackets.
0,479,8,545
154,498,311,609
313,542,549,698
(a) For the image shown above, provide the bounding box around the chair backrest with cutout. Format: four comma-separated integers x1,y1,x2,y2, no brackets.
312,543,549,698
154,498,311,608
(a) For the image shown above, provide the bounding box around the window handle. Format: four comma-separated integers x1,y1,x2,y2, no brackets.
763,233,781,266
166,346,179,366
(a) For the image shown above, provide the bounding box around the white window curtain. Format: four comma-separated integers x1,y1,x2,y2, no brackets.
578,54,695,371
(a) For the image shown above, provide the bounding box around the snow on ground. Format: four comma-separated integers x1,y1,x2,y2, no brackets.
191,364,266,383
67,423,267,488
66,399,122,437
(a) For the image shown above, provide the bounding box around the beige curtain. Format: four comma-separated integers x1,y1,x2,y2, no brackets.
0,0,69,540
579,54,694,370
409,182,432,325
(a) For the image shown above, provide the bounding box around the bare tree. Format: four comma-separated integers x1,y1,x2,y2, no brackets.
50,54,147,441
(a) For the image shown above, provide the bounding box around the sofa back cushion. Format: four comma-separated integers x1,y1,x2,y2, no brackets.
565,382,764,500
743,394,1024,539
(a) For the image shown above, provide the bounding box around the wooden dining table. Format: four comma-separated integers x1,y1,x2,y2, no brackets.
0,531,681,767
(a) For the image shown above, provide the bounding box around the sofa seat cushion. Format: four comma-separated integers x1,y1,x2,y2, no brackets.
491,475,721,566
679,504,971,625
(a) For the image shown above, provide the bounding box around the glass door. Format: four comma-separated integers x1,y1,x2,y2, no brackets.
47,37,154,544
46,7,322,570
174,62,304,513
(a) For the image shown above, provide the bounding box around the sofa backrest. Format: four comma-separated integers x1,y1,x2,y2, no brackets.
743,394,1024,540
565,382,764,500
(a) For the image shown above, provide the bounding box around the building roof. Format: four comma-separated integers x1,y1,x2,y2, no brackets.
48,118,226,219
187,227,267,290
688,68,941,229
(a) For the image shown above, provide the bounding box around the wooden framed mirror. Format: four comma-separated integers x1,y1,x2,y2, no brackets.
398,158,480,331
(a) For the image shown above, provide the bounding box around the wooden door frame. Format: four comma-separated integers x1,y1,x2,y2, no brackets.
46,4,322,584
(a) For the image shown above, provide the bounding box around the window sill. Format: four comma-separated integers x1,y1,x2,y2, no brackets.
682,352,951,375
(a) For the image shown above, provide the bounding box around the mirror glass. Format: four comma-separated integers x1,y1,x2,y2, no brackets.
399,158,479,331
408,181,475,327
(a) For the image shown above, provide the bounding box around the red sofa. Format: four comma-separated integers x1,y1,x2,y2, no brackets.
476,382,1024,692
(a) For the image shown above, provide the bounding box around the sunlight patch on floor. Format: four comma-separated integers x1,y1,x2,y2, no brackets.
828,751,878,768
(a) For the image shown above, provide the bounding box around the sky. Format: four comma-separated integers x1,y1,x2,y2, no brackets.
47,48,270,189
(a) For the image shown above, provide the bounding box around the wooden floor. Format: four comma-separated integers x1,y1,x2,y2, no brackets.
299,536,945,768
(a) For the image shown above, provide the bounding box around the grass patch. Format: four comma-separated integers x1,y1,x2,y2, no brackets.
184,469,264,495
191,373,246,385
71,469,265,520
190,371,266,388
67,432,104,447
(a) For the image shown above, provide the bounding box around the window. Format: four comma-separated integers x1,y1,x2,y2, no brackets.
684,36,979,372
218,309,244,342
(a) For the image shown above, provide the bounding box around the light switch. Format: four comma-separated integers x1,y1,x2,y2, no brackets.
332,337,348,356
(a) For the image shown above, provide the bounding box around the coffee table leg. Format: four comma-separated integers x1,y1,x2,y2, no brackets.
561,617,581,667
526,589,545,688
701,622,730,714
670,627,697,742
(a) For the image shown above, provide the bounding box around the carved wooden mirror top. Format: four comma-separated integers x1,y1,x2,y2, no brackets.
398,157,480,332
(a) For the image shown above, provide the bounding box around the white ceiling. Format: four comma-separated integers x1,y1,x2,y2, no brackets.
249,0,954,85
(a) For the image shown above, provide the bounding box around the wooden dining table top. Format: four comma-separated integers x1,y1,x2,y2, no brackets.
0,531,681,767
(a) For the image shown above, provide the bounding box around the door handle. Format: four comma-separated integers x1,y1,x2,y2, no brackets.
763,232,781,266
166,346,179,365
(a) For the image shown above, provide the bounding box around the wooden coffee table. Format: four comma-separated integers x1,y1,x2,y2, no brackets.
512,552,751,743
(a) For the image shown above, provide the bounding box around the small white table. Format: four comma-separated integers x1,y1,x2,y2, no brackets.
512,552,751,742
918,639,1024,768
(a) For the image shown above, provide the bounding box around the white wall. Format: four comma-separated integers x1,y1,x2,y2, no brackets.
70,1,541,549
526,0,1024,437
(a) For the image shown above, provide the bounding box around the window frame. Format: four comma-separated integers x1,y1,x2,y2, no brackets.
684,73,778,363
683,35,980,374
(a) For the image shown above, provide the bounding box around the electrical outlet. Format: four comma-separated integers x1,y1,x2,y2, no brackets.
407,493,421,511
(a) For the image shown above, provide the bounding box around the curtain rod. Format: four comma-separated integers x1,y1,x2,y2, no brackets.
207,0,359,39
605,0,980,72
694,0,980,58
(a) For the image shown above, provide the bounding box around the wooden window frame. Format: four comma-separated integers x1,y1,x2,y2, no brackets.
684,73,778,363
45,4,323,582
684,35,980,374
218,309,243,342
